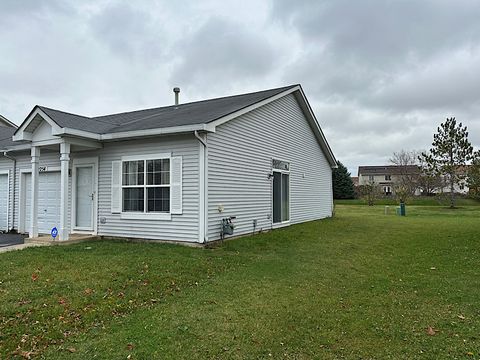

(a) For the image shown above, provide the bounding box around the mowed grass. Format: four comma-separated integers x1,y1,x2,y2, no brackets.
334,196,480,206
1,205,480,359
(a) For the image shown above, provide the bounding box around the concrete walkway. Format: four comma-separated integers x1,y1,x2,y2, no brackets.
0,233,48,254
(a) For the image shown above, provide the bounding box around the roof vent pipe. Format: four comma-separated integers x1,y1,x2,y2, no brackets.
173,87,180,105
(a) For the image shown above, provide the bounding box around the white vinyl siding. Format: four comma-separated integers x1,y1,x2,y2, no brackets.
207,93,333,241
96,136,198,242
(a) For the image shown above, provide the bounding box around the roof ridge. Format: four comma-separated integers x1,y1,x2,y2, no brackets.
93,84,298,121
39,106,119,126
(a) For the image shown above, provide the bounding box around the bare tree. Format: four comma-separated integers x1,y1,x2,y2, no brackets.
417,154,444,196
358,180,380,206
390,149,421,201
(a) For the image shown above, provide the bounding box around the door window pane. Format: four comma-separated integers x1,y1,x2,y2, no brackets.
282,173,289,222
273,172,290,223
273,172,282,223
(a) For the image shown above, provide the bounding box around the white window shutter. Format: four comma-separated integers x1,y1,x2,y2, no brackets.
170,156,183,214
111,161,122,213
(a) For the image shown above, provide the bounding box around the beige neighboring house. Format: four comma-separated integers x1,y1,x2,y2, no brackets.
0,114,17,128
358,165,471,195
351,176,359,187
357,165,421,196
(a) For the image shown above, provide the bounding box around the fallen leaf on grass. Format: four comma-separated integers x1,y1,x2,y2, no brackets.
458,314,466,320
31,273,39,282
84,288,93,295
11,348,35,359
430,267,436,270
67,347,76,353
466,352,474,356
126,343,134,350
426,326,436,336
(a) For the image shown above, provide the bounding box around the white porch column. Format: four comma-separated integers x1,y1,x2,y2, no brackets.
59,142,70,241
29,146,40,238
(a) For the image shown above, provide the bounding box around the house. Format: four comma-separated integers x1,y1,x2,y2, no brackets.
357,165,420,196
358,165,470,196
0,84,337,243
0,114,17,128
351,176,359,187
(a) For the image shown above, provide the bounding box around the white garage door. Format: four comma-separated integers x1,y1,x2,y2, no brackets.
0,174,8,231
25,172,61,234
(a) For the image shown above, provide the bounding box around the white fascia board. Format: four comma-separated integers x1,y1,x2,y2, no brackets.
65,137,103,149
206,85,301,129
1,144,33,153
52,127,101,140
12,132,32,141
294,89,338,168
100,124,208,141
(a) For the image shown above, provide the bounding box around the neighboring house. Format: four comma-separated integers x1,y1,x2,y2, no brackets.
358,165,470,195
0,84,337,243
351,176,359,187
0,114,17,128
357,165,420,196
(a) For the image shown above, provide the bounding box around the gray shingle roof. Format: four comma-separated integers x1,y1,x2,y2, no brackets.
0,127,21,149
37,85,297,134
358,165,420,176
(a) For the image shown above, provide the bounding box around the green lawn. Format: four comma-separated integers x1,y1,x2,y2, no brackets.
1,205,480,359
335,196,480,206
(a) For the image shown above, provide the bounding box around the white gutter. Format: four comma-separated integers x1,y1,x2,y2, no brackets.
100,124,209,141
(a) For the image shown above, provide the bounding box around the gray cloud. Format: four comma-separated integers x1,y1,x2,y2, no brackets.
170,17,279,90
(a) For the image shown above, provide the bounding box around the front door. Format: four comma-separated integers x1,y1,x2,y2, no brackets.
73,162,96,232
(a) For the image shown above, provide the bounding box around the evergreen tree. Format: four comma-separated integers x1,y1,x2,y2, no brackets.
332,161,356,199
420,117,474,208
467,152,480,199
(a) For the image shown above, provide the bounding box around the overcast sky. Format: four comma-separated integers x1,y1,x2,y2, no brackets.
1,0,479,174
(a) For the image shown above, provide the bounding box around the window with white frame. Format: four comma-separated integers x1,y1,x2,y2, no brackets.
122,158,170,213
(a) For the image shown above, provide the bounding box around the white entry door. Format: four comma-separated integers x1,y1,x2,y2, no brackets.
25,172,61,234
0,174,8,231
74,165,95,231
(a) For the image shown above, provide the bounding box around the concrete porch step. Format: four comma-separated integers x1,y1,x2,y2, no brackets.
25,234,99,245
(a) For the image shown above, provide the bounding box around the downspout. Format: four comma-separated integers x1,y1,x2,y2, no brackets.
194,130,207,243
3,151,16,232
194,130,206,147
